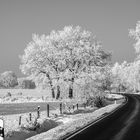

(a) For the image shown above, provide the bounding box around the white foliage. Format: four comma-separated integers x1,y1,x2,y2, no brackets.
129,21,140,54
111,60,140,92
0,71,18,88
20,26,111,98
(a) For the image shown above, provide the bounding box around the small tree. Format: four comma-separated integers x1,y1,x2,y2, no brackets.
0,71,18,88
20,34,59,98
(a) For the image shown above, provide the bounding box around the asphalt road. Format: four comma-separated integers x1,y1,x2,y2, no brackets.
65,94,140,140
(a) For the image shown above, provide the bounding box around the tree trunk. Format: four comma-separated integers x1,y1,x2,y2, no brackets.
51,87,55,98
118,84,121,92
56,85,60,99
45,73,55,99
68,85,73,98
40,71,55,99
68,77,74,98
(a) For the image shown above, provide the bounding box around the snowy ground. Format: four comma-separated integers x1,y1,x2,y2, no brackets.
0,89,50,97
0,89,124,140
106,93,123,99
3,102,123,140
27,104,121,140
4,107,65,140
0,89,52,104
133,92,140,95
0,93,123,104
0,89,124,104
0,89,84,104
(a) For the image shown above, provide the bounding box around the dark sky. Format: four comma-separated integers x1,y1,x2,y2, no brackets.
0,0,140,76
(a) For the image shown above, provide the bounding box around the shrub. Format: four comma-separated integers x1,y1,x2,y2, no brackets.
11,97,18,102
0,71,18,88
42,96,44,101
26,96,32,100
135,89,140,93
86,95,106,108
94,96,106,108
18,78,36,89
23,117,40,131
5,92,12,98
21,117,59,133
17,92,23,96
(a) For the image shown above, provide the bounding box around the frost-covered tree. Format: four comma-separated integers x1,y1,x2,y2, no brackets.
111,61,140,92
53,26,111,98
0,71,18,88
129,21,140,92
112,62,132,92
112,62,122,91
20,33,60,98
108,21,140,93
98,66,113,92
129,21,140,56
20,26,111,99
127,61,140,92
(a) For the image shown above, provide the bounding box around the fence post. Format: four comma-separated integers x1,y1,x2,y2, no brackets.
0,119,4,139
60,103,62,114
37,106,40,118
47,104,49,117
73,105,75,111
19,116,21,126
69,107,71,113
76,104,78,110
29,112,32,121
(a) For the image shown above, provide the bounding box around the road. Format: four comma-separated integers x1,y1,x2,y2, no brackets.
64,94,140,140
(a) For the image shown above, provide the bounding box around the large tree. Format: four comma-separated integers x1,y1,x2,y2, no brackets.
52,26,111,98
20,26,111,98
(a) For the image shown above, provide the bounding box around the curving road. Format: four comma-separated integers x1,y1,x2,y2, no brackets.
64,94,140,140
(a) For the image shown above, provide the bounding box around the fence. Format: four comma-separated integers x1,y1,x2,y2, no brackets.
16,102,81,127
1,101,86,138
4,98,118,130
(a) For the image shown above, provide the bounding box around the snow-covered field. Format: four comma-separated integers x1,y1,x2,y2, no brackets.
0,88,84,104
0,89,53,104
0,89,51,97
0,89,124,103
0,89,124,104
